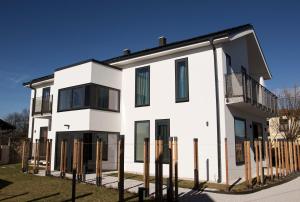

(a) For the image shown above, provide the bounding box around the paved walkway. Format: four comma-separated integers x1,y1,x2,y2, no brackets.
45,171,300,202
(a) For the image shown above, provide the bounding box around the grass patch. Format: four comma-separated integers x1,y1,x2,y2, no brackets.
0,164,138,201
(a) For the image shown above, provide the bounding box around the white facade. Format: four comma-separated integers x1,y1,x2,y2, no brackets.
24,25,277,183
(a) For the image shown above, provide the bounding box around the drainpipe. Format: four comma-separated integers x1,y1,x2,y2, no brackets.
210,38,222,183
29,82,36,159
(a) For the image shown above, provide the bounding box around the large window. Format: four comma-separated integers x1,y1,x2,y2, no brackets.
134,121,150,162
58,83,120,112
175,58,189,102
155,119,170,163
135,66,150,107
234,117,246,165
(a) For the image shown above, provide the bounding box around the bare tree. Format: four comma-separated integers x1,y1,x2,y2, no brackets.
4,108,29,137
271,86,300,141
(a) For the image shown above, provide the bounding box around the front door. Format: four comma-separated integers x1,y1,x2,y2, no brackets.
39,127,48,160
155,119,170,163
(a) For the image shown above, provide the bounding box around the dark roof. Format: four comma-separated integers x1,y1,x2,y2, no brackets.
0,119,16,130
23,74,54,86
23,24,254,86
103,24,253,64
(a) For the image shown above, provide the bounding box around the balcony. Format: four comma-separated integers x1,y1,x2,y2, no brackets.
32,95,53,116
225,72,277,115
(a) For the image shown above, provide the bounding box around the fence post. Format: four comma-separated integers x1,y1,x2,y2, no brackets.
76,139,81,181
155,139,159,200
247,141,252,186
254,140,259,184
258,140,263,184
45,139,50,176
278,141,282,177
60,140,65,178
225,138,229,186
297,141,300,171
193,138,199,189
293,142,297,172
275,140,278,178
244,140,248,183
72,167,76,202
269,141,273,180
96,138,103,186
73,139,78,178
49,139,52,175
33,139,39,174
174,137,178,201
118,135,125,202
289,141,294,173
167,137,173,201
22,140,27,172
281,141,286,176
144,138,150,196
265,141,269,177
158,139,163,201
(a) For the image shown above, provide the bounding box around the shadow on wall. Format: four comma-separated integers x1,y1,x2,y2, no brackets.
179,190,215,202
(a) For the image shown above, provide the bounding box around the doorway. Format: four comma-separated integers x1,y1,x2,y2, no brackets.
252,122,264,159
39,127,48,160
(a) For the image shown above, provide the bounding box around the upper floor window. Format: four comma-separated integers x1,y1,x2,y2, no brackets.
135,66,150,107
58,83,120,112
175,58,189,102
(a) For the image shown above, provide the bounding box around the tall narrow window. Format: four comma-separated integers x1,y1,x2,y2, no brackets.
155,119,170,163
72,86,86,108
134,121,150,162
175,58,189,102
135,66,150,107
226,53,232,74
58,88,72,111
234,117,246,165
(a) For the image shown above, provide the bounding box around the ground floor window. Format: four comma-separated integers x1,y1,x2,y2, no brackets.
234,117,246,165
54,131,118,173
155,119,170,164
134,120,150,162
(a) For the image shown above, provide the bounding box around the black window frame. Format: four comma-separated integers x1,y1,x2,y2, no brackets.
175,58,189,103
57,83,120,113
234,117,246,166
134,120,150,163
135,66,150,107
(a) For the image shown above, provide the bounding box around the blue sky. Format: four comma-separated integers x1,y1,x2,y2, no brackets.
0,0,299,117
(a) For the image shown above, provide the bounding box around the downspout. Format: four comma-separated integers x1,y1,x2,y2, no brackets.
29,82,36,159
210,38,222,183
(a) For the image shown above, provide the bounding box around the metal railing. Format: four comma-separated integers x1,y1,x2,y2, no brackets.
32,95,53,115
225,72,277,113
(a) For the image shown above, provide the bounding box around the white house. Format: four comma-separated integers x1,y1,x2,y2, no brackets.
23,24,277,184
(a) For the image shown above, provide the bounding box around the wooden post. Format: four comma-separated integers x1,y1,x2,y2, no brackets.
118,135,125,202
225,138,229,186
265,141,269,177
293,142,297,171
174,137,178,201
269,141,273,180
275,140,278,178
155,139,159,200
73,139,78,177
33,139,39,174
167,137,173,201
258,140,263,184
281,141,286,176
285,141,290,175
297,141,300,171
96,138,103,186
289,141,294,173
60,140,65,178
45,139,50,176
144,138,150,196
76,140,81,181
63,140,67,174
49,139,52,175
254,140,260,184
247,141,252,186
244,141,248,183
278,141,281,177
22,140,27,172
193,138,199,189
158,139,163,201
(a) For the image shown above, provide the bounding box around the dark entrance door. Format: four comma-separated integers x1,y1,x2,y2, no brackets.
39,127,48,160
155,119,170,163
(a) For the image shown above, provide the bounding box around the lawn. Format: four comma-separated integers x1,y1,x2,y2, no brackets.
0,164,138,202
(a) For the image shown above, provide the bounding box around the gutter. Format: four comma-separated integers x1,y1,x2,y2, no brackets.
28,82,36,159
210,38,222,183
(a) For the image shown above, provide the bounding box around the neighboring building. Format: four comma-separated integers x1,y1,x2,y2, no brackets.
23,24,277,183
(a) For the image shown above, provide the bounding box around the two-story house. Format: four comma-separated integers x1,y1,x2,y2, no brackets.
23,24,277,184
